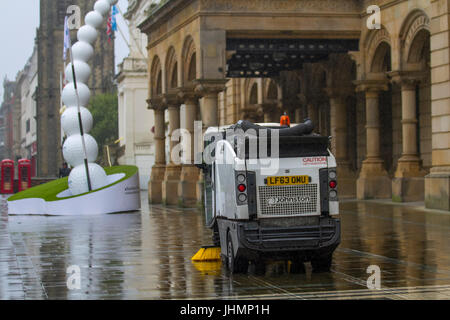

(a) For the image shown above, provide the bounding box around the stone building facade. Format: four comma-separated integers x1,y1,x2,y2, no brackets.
0,79,21,162
16,45,39,176
138,0,450,211
117,0,155,190
36,0,115,177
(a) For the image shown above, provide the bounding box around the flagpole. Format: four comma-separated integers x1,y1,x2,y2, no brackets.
65,19,93,192
59,71,65,147
59,71,63,111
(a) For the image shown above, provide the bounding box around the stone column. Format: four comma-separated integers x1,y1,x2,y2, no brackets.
296,94,308,123
195,79,228,128
355,81,392,199
261,103,277,123
177,87,200,208
390,73,426,202
276,100,284,123
426,0,450,211
161,93,182,205
307,102,319,130
258,102,277,123
194,79,227,204
294,108,302,123
148,98,166,204
327,89,356,198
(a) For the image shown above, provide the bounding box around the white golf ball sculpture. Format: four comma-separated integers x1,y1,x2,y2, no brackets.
62,0,118,196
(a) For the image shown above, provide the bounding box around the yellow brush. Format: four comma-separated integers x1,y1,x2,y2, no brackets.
192,261,222,275
191,246,221,262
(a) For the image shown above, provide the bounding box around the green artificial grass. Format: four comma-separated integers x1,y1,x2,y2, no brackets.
8,165,138,202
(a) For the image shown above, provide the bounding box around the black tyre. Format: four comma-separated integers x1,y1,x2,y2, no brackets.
226,231,248,274
290,260,306,274
253,260,266,276
212,225,220,247
311,253,333,273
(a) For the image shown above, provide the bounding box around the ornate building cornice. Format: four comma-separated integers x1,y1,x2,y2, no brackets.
139,0,364,34
200,0,361,13
125,0,140,19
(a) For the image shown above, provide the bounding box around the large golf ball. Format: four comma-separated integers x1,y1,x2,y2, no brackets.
77,25,98,45
94,0,111,16
61,107,93,136
68,163,108,196
65,60,91,83
62,82,91,107
72,41,94,62
63,134,98,167
85,10,104,29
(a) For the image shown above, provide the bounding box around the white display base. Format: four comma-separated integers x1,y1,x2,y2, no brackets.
7,171,141,216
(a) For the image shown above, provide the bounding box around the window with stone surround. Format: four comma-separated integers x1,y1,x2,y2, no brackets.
57,0,74,27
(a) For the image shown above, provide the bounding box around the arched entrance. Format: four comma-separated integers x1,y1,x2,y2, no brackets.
356,32,393,199
264,79,280,122
407,29,431,171
392,13,431,202
371,42,394,174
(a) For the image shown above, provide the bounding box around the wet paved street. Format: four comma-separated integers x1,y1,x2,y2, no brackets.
1,193,450,300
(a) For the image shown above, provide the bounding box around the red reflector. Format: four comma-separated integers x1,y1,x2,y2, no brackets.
329,181,337,189
238,184,246,192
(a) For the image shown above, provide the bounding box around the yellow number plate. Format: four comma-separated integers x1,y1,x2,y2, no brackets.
265,175,310,186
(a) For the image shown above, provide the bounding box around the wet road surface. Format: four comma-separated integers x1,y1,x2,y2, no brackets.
1,193,450,300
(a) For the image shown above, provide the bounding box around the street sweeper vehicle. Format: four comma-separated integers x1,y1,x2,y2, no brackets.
193,118,341,274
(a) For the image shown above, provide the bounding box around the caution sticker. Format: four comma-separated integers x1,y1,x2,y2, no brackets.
302,157,327,166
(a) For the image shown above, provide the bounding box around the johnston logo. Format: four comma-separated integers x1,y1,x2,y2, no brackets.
267,196,311,206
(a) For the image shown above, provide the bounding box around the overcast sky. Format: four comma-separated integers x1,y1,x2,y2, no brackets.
0,0,130,99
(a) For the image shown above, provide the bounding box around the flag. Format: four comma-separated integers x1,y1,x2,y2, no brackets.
106,5,118,44
111,5,118,32
63,16,70,61
112,5,119,16
111,15,117,32
106,15,112,43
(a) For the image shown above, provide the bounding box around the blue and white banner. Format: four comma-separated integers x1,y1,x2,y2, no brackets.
63,16,71,62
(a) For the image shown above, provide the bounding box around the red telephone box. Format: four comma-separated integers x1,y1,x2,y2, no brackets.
18,159,32,192
1,159,15,194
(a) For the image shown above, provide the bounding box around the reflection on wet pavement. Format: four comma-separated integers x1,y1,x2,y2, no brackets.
1,193,450,300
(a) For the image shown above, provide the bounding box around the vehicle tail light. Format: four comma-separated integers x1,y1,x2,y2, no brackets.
238,194,247,202
235,172,248,205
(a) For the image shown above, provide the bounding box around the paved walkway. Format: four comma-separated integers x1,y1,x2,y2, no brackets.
1,193,450,300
